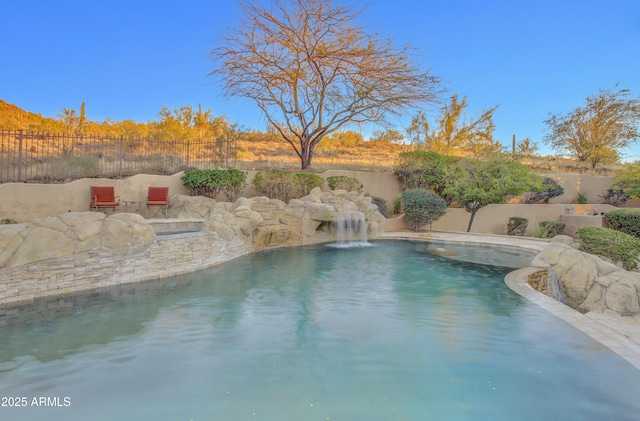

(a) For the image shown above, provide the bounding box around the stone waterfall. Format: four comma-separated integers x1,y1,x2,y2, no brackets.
330,206,370,248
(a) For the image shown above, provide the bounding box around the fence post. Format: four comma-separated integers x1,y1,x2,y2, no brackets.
17,130,24,182
186,140,190,169
225,138,229,169
119,135,124,177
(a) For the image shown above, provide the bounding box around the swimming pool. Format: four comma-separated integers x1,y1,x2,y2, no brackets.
1,240,639,420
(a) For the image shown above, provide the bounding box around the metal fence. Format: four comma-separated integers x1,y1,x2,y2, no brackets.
0,130,237,183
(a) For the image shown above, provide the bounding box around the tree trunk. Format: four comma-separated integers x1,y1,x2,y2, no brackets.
466,208,478,232
300,138,314,170
301,154,312,170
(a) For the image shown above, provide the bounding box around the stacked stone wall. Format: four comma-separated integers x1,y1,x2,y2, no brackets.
0,232,250,305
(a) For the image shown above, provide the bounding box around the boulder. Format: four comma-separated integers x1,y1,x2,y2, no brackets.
532,242,598,306
168,194,216,219
531,241,640,317
0,225,27,267
599,271,640,315
101,213,156,255
6,226,76,268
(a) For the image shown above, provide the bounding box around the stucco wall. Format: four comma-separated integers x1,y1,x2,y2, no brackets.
0,174,191,222
0,170,403,223
425,203,616,236
0,170,624,229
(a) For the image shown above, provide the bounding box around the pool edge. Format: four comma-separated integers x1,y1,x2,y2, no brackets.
380,231,640,371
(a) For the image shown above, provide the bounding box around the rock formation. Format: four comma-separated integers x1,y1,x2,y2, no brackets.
0,188,385,269
531,238,640,318
0,212,156,268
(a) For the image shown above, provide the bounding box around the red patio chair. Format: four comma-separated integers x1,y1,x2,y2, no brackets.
90,186,120,212
146,187,169,218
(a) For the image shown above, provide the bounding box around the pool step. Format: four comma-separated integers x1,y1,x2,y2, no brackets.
148,219,203,235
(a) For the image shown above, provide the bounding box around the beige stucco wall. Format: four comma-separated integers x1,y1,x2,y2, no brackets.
426,203,617,236
0,174,190,222
0,170,403,223
0,170,626,234
545,174,615,204
432,204,567,235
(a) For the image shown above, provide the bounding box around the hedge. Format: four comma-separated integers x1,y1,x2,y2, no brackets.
576,226,640,271
604,208,640,238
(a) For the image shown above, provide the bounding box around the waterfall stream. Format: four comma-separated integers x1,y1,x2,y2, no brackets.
329,210,370,248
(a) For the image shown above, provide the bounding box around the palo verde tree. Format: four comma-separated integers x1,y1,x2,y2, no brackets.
405,94,500,157
612,161,640,199
543,87,640,168
209,0,441,169
443,158,542,232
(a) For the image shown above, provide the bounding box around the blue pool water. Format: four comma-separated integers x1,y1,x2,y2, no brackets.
1,240,639,420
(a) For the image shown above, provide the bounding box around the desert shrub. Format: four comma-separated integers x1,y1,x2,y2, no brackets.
599,188,629,206
368,195,388,217
577,226,640,270
253,170,324,202
576,191,588,204
293,172,325,195
181,169,247,201
252,170,294,201
401,189,447,231
393,150,459,204
326,175,363,193
507,217,528,236
218,168,248,201
604,208,640,238
525,177,564,204
538,220,566,238
393,196,402,214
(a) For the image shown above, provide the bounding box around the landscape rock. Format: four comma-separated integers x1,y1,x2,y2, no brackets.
0,189,385,271
168,194,216,219
531,241,640,317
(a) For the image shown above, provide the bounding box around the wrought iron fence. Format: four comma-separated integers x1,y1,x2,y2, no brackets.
0,130,237,183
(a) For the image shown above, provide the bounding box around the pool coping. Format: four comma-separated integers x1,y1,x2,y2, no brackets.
379,231,640,370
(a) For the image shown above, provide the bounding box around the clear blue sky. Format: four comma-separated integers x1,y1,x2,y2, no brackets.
2,0,639,159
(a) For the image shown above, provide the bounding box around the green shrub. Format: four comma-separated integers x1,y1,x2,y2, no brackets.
293,172,325,196
181,169,247,201
401,189,447,231
252,170,294,202
604,208,640,238
532,225,548,238
393,150,459,204
576,191,588,204
525,177,564,204
538,220,566,238
368,195,388,217
507,217,528,236
393,196,402,214
599,188,628,206
326,175,363,193
253,170,324,202
577,226,640,270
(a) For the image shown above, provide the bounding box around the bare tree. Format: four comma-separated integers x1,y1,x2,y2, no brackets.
543,87,640,168
210,0,441,169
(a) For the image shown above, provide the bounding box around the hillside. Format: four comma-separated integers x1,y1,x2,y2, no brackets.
0,100,625,176
0,99,58,130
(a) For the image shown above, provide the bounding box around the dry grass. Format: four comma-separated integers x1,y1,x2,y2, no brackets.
235,137,626,176
234,138,408,172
